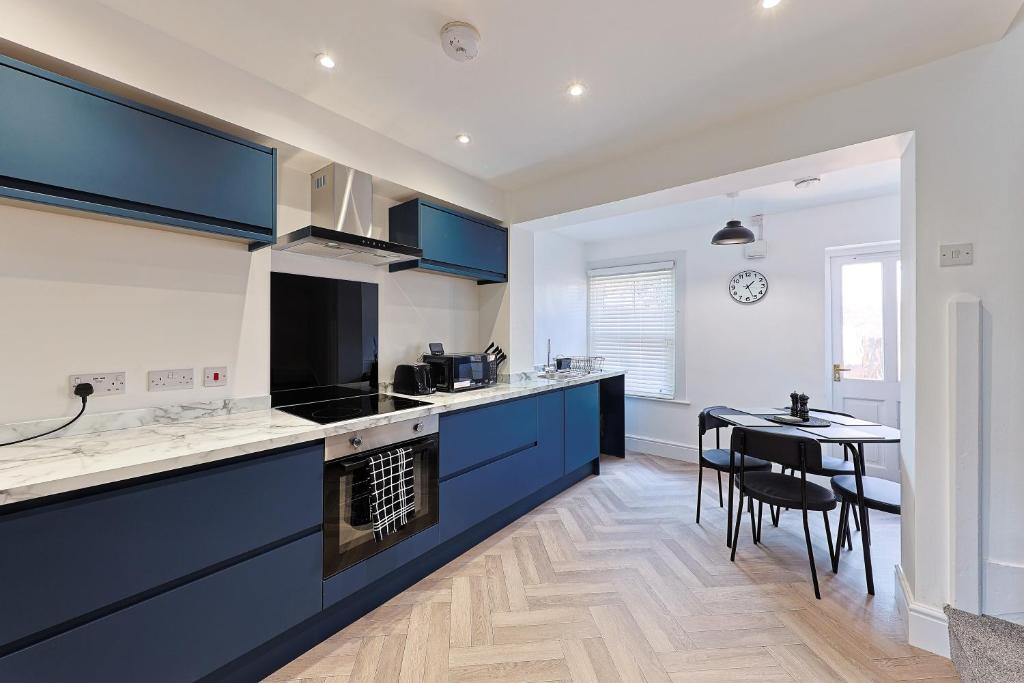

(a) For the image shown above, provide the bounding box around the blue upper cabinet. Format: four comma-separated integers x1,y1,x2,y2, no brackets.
388,199,508,283
0,55,276,247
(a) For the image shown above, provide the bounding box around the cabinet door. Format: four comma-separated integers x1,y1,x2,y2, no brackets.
0,534,322,683
0,58,275,239
0,443,322,648
419,204,507,276
564,383,600,472
439,397,538,478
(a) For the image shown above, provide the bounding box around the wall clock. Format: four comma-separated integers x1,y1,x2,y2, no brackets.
729,270,768,304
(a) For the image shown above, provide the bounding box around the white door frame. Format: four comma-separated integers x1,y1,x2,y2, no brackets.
823,240,901,408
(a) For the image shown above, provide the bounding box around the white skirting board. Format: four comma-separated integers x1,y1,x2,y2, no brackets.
625,435,698,463
896,564,950,657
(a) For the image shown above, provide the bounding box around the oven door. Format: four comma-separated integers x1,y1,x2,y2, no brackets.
323,434,439,578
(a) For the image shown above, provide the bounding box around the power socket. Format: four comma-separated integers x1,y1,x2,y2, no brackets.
203,366,228,387
148,368,194,392
69,372,126,397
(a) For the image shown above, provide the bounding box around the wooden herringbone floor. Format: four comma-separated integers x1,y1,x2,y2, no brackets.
266,453,957,682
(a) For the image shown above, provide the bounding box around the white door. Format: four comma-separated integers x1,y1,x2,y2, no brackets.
829,248,901,481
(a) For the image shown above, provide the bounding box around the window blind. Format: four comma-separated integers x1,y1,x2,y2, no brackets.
588,261,675,399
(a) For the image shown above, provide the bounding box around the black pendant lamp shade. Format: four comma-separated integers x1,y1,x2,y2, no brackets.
711,219,755,245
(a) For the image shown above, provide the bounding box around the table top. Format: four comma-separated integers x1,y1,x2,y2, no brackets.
710,407,901,444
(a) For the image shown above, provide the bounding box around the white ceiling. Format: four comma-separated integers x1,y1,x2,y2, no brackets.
554,159,900,243
96,0,1021,190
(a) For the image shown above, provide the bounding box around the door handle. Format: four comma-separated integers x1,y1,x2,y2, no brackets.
833,364,852,382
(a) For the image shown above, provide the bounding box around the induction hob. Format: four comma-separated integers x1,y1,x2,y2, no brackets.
275,393,431,425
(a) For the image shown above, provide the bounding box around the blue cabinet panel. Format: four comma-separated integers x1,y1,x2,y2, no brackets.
565,383,600,472
439,434,563,543
323,526,440,608
0,443,322,648
0,55,276,244
439,397,538,478
538,390,565,474
0,533,322,683
389,199,507,283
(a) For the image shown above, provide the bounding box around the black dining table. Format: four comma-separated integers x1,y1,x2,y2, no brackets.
708,406,900,596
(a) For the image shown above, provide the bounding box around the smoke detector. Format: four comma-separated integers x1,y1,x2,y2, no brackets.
441,21,481,62
794,176,822,190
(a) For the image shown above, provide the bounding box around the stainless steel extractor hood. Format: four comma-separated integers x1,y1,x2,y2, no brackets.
272,163,422,265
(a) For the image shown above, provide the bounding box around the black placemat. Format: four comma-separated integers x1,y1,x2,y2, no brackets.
765,415,832,427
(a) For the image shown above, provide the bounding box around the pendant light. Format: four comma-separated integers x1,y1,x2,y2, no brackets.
711,192,755,245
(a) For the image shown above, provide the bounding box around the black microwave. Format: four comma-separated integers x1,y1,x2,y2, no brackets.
421,352,497,392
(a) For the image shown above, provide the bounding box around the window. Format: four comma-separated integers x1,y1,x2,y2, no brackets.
588,261,675,399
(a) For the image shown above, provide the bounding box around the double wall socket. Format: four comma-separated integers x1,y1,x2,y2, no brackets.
148,368,194,392
69,372,126,397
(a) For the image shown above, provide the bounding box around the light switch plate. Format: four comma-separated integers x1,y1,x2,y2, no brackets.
148,368,194,392
69,372,126,396
203,366,228,387
940,243,973,267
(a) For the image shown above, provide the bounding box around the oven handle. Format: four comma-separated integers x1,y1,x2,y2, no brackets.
336,458,370,474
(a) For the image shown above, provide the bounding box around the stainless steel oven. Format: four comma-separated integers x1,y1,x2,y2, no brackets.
323,415,439,578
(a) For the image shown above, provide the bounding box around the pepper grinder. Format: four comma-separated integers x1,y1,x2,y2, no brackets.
790,392,800,418
798,393,810,421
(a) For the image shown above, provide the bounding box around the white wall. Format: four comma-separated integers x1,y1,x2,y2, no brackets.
575,195,899,455
509,16,1024,643
533,231,588,367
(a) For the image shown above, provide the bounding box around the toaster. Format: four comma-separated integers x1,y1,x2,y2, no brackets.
392,363,435,395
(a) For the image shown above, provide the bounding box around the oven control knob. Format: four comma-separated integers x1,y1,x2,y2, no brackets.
413,422,424,433
350,436,362,448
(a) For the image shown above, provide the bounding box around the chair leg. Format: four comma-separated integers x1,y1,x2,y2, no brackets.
851,503,861,531
748,497,757,544
730,493,745,562
772,505,782,526
833,502,847,572
823,510,835,574
802,506,821,599
717,470,723,507
726,471,735,548
696,465,704,524
757,501,764,543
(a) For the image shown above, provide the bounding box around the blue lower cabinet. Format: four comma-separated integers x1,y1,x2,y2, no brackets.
440,441,563,543
0,533,322,683
564,383,600,473
0,443,323,649
323,526,440,608
439,397,538,478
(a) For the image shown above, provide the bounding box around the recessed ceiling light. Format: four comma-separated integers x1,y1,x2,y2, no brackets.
316,53,336,69
567,82,587,98
456,133,471,145
761,0,782,8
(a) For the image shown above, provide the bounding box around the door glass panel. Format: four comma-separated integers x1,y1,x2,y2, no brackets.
841,261,884,380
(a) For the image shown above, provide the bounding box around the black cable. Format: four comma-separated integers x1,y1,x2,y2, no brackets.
0,383,94,447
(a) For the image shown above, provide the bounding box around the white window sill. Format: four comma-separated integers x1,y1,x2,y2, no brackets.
626,394,691,406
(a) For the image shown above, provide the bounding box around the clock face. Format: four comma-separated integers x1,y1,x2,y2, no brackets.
729,270,768,304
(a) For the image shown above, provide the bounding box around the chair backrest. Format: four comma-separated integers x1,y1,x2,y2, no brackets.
730,427,823,472
699,406,732,435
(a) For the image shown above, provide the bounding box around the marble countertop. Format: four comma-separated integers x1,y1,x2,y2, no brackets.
0,370,623,507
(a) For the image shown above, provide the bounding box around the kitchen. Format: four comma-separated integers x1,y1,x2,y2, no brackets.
2,1,1023,680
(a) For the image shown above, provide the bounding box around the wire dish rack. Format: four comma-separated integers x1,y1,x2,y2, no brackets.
566,356,605,374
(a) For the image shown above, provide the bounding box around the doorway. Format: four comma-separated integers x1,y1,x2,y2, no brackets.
828,244,901,481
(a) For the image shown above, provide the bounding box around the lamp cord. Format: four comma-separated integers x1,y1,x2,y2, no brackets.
0,383,93,447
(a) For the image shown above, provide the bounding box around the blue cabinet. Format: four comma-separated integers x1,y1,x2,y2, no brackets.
439,397,538,478
0,55,276,247
0,533,322,683
565,383,600,472
323,526,440,607
0,442,322,649
388,199,507,283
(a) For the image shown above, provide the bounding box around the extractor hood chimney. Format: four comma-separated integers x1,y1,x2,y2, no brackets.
272,163,422,265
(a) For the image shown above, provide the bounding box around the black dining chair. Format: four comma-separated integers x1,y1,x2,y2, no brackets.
830,474,900,572
696,407,771,544
729,427,836,599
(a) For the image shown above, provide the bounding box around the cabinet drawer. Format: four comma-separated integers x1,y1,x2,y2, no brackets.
439,438,563,542
0,443,322,647
0,533,322,683
565,383,600,472
0,57,275,240
439,397,538,478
